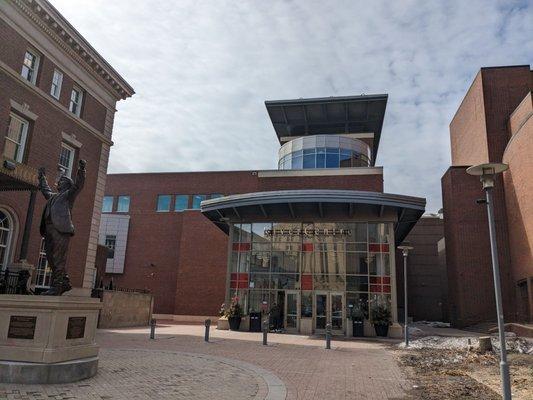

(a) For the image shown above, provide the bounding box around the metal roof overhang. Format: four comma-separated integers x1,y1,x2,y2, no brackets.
201,189,425,245
265,95,388,166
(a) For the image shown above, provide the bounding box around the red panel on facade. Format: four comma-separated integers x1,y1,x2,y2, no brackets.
301,274,313,290
370,276,382,284
232,243,251,252
370,284,381,293
382,276,390,284
382,285,391,293
369,243,389,252
302,243,314,252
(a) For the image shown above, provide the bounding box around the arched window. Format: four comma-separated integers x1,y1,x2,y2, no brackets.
0,210,13,271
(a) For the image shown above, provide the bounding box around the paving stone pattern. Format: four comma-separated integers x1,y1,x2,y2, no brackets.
1,323,410,399
0,349,261,400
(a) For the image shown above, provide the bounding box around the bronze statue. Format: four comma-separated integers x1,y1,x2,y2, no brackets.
38,159,86,295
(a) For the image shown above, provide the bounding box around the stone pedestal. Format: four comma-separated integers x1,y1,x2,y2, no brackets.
0,294,102,383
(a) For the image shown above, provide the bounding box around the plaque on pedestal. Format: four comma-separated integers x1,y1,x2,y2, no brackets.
0,295,102,383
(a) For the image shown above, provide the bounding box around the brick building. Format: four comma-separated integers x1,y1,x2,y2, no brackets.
0,0,133,293
396,215,447,323
102,94,425,336
442,65,532,327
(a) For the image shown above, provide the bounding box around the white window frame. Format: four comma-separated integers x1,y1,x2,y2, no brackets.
58,142,75,178
35,238,51,288
4,113,29,163
69,86,83,117
21,49,40,84
50,69,63,100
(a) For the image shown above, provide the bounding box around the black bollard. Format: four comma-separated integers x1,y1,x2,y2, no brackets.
262,318,268,346
325,323,332,349
204,319,211,342
150,318,156,340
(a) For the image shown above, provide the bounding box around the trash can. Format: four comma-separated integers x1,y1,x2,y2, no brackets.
352,319,364,337
249,312,261,332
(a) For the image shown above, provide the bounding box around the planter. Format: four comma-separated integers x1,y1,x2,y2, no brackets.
228,316,241,331
374,323,389,337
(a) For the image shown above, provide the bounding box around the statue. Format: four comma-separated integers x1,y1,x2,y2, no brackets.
38,159,86,295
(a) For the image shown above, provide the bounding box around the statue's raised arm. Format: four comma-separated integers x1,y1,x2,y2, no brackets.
38,167,53,200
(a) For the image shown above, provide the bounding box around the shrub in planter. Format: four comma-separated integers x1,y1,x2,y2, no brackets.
224,297,243,331
371,305,391,337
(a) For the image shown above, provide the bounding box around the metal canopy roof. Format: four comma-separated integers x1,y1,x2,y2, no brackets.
201,189,425,245
265,94,388,165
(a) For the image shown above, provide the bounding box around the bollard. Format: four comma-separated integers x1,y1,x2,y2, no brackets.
262,318,268,346
325,323,332,349
204,319,211,342
150,318,156,340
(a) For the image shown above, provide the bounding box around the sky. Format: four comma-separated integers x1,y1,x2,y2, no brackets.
50,0,532,213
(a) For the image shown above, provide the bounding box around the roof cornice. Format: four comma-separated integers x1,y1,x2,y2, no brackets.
13,0,134,100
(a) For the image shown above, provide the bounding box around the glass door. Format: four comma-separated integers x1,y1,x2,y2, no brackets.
314,292,328,333
330,292,345,334
285,290,299,332
314,291,345,334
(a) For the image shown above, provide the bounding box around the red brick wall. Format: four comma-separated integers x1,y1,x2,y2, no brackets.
104,171,384,314
0,18,108,134
441,167,514,327
503,100,533,285
450,71,489,166
0,70,104,287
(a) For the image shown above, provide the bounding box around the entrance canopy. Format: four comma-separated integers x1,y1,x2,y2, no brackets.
0,157,39,191
201,190,425,245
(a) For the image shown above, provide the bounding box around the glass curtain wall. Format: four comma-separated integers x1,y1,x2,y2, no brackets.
228,222,393,324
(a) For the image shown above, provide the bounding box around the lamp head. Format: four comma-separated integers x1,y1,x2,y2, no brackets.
466,163,508,190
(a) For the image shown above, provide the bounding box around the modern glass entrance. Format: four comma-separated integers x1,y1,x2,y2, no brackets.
314,292,344,334
228,221,394,334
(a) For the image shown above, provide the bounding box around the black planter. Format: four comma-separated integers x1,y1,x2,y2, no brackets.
374,323,389,337
352,320,364,337
228,316,241,331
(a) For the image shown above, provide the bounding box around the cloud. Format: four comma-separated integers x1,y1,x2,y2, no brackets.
50,0,532,212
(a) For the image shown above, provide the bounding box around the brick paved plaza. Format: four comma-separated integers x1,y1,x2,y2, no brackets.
1,323,409,400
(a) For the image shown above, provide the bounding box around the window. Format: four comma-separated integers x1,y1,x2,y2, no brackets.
21,50,39,84
210,193,224,199
69,86,83,116
50,70,63,99
102,196,113,213
117,196,130,213
192,194,207,209
174,195,189,211
35,238,51,288
58,143,75,178
105,235,116,259
156,195,171,212
4,113,29,162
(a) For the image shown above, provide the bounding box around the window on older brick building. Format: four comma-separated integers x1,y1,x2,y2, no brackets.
58,143,75,178
4,113,29,163
35,238,51,288
69,86,83,116
21,50,39,84
50,70,63,99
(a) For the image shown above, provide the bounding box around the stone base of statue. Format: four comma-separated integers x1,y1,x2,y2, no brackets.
0,294,102,383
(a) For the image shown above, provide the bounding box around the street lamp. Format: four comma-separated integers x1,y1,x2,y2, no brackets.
397,242,413,347
466,162,511,400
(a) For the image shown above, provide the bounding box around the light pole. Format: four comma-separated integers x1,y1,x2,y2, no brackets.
466,162,511,400
397,243,413,347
